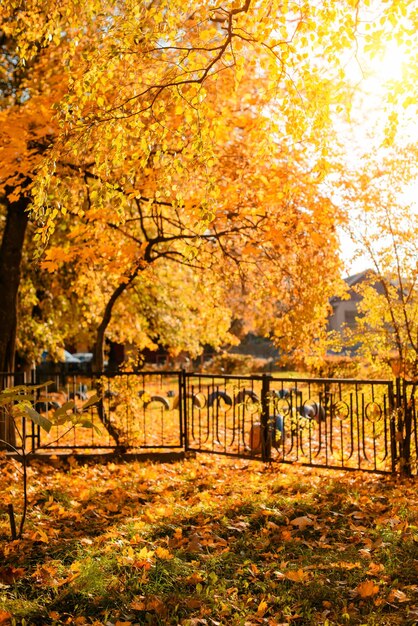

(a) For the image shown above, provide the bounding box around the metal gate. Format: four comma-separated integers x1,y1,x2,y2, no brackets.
184,373,400,474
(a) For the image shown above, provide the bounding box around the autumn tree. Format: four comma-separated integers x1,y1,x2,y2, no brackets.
0,1,112,375
337,147,418,378
38,78,345,372
3,0,415,382
334,144,418,475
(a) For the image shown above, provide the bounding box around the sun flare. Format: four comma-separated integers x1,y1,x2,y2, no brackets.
365,39,407,86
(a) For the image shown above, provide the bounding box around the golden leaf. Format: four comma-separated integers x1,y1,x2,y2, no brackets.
155,546,173,560
137,546,154,560
185,571,204,585
285,569,310,583
256,599,268,616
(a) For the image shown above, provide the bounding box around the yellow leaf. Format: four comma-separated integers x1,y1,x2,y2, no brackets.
137,546,154,560
257,599,268,616
155,546,173,560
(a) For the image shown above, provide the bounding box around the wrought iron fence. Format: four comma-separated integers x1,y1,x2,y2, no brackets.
1,370,416,474
0,370,184,453
183,373,399,473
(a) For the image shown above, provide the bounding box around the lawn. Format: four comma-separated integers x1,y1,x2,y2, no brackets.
0,454,417,625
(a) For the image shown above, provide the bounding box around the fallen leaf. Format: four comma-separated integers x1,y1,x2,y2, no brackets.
257,599,268,615
367,561,385,575
0,611,12,625
130,599,146,611
285,569,310,583
387,589,410,603
0,567,25,585
185,598,203,609
48,613,60,621
186,533,202,553
155,546,173,560
290,516,315,530
335,561,361,570
356,580,379,598
185,571,204,585
137,546,154,560
281,529,293,541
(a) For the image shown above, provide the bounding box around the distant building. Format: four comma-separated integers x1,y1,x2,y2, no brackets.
328,270,371,335
327,269,385,354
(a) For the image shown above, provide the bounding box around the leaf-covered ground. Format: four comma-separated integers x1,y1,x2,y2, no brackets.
0,454,417,625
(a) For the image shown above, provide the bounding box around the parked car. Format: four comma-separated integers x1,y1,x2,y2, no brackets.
37,350,82,377
71,352,93,374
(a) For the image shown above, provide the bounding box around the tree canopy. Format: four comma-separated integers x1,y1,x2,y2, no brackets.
1,0,418,374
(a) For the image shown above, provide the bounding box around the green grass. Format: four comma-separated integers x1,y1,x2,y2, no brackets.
0,455,417,625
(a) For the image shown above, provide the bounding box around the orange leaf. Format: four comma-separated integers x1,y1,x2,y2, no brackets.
185,571,204,585
387,589,410,603
356,580,379,598
367,561,385,575
285,569,310,583
48,613,60,621
130,599,146,611
281,529,293,541
0,611,12,625
0,567,25,585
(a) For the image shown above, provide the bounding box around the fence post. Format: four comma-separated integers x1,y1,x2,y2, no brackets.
388,380,397,474
180,369,188,452
399,378,413,477
261,374,272,463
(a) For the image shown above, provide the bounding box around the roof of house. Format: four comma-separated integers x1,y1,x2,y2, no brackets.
344,269,374,288
329,269,375,305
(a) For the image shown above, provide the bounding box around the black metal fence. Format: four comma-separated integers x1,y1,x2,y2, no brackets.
1,370,417,475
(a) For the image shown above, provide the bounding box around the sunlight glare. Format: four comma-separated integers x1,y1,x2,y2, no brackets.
365,39,406,88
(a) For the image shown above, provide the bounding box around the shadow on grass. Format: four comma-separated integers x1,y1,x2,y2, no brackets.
1,457,417,625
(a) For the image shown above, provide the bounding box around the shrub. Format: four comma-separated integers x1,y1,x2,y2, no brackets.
200,353,272,375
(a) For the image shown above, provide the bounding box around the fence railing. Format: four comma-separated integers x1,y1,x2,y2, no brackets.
183,373,400,473
1,370,416,474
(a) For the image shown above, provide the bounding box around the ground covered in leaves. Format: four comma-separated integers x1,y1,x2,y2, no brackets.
0,454,417,626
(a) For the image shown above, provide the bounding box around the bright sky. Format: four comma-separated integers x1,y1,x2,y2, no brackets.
337,30,418,278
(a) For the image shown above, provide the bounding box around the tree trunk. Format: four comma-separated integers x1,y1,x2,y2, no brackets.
92,269,141,374
0,195,30,447
92,271,141,447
